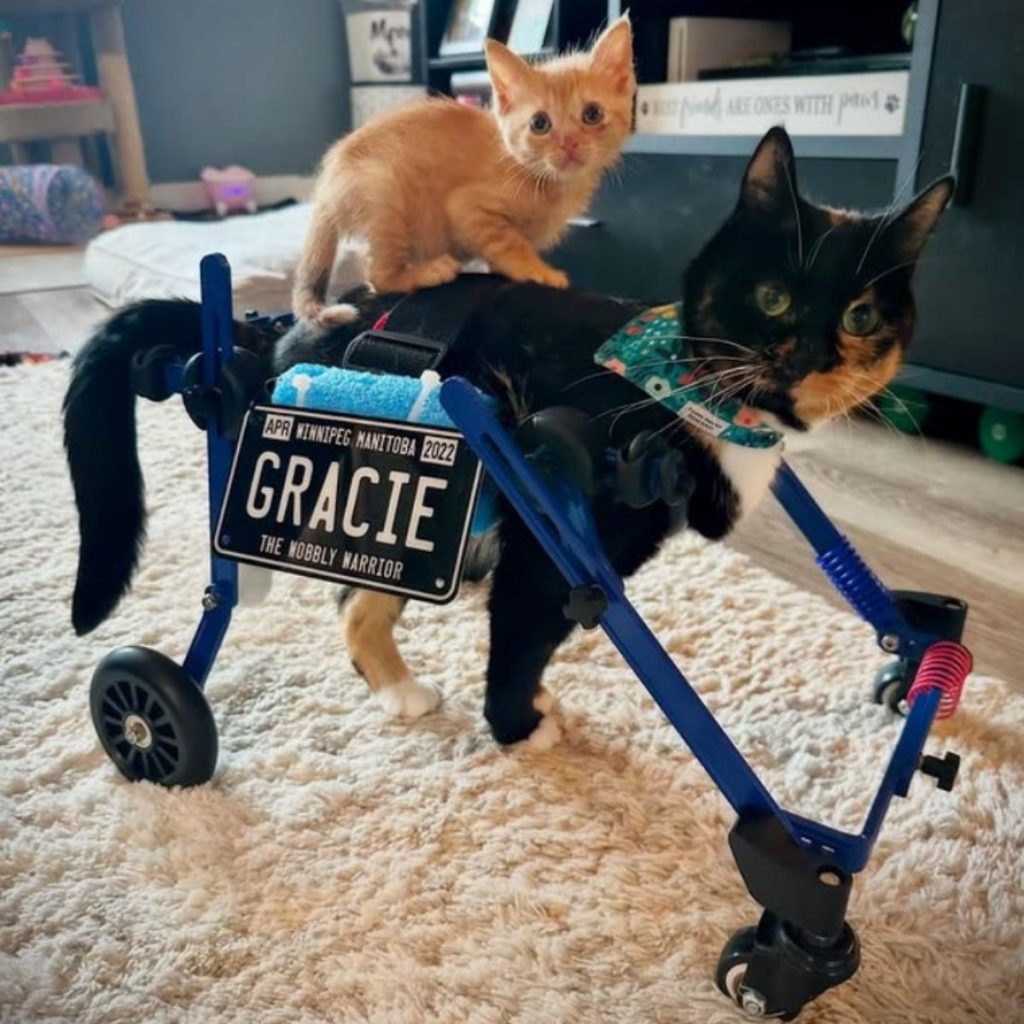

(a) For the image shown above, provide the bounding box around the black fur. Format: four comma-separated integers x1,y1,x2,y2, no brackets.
683,128,954,430
63,301,273,634
63,128,952,743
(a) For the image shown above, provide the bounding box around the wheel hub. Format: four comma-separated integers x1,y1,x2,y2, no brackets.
122,713,153,750
740,989,767,1016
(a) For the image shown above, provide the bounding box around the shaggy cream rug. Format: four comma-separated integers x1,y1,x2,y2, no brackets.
1,363,1022,1024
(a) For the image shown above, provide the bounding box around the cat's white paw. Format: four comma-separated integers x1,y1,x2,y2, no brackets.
376,676,441,719
519,712,563,752
533,687,557,715
318,303,359,327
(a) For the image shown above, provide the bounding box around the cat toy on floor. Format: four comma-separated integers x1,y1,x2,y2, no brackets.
86,255,972,1021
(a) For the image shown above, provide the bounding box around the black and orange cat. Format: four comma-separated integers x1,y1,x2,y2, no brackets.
64,129,952,749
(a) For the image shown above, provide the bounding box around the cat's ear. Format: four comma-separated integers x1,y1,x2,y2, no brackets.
485,40,535,114
588,14,635,94
739,126,797,210
886,176,955,261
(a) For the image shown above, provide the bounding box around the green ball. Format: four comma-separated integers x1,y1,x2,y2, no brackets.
875,384,930,434
979,406,1024,463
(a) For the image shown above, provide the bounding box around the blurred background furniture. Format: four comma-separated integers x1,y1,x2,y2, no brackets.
0,0,150,213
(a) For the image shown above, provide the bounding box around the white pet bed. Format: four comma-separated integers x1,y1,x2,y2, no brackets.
84,203,367,311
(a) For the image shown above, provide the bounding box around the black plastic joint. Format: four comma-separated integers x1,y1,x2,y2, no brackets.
919,751,960,792
729,815,852,940
563,584,608,629
892,590,968,644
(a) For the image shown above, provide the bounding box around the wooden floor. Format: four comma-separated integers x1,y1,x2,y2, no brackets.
730,423,1024,687
2,247,1021,687
0,245,107,355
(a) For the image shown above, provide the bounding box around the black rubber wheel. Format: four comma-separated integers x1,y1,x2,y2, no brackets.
715,927,801,1021
715,926,757,1005
872,660,914,716
90,646,218,787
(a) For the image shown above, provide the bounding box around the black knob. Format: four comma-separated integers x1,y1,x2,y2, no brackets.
563,584,608,630
919,751,960,792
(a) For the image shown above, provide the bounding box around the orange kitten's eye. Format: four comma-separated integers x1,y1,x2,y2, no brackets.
582,103,604,126
530,112,552,135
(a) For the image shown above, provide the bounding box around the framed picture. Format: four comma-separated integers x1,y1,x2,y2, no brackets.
345,7,415,82
506,0,555,55
439,0,498,56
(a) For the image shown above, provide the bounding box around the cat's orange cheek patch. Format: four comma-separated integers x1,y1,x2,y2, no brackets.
792,344,903,422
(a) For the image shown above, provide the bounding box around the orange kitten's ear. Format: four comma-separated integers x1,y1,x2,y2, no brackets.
485,39,534,114
589,14,635,94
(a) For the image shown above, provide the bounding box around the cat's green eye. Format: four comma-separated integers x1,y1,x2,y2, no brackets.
582,102,604,126
754,282,792,317
841,301,882,336
530,111,552,135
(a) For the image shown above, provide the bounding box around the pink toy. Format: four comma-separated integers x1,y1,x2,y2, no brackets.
200,165,257,216
0,36,103,105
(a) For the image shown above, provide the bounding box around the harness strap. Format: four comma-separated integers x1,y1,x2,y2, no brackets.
342,273,507,378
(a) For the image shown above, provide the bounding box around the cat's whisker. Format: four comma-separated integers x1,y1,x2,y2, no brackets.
661,333,756,354
560,354,746,392
853,156,925,278
805,222,841,271
862,259,921,290
782,160,803,269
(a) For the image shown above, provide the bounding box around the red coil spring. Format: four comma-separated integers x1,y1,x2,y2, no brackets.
908,641,973,719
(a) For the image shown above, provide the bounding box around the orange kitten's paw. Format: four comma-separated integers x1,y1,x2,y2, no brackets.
293,297,324,324
318,303,359,327
522,264,569,290
407,255,461,289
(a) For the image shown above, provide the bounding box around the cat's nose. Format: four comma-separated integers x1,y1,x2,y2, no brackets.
559,134,582,154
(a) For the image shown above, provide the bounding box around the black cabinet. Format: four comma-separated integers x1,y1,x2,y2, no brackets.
554,0,1024,413
901,0,1024,409
554,155,896,304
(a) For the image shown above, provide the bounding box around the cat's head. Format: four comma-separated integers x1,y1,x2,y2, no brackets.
683,127,953,431
484,16,635,182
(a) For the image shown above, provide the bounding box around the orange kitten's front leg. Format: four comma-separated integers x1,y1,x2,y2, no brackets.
447,189,569,289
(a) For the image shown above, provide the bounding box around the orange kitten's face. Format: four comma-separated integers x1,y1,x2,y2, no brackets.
485,18,635,182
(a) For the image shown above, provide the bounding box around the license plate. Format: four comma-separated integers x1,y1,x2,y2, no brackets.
214,404,483,603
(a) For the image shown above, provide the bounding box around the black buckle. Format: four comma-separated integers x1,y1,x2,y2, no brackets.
342,329,448,378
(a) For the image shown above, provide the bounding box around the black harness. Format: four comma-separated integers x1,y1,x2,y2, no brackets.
341,273,509,378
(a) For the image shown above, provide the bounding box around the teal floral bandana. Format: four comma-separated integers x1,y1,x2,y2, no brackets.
593,302,783,449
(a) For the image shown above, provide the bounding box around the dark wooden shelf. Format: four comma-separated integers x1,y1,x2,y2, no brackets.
625,132,905,160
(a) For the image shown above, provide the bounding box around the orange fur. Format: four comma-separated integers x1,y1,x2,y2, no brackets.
293,16,635,323
792,341,903,423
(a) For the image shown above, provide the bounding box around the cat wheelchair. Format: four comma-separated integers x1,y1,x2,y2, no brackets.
88,255,973,1020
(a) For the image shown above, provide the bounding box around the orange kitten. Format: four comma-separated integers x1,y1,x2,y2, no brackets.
293,16,635,325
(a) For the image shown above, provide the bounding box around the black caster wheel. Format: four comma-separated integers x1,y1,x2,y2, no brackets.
716,927,800,1020
90,646,218,787
873,659,917,716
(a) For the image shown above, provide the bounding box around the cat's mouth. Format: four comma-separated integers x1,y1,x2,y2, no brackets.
690,347,904,432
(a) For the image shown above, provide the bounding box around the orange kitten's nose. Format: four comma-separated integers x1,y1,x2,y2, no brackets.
559,134,582,155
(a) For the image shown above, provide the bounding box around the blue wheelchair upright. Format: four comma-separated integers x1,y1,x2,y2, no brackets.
87,255,974,1020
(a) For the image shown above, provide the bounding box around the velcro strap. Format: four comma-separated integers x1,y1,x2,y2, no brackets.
342,329,447,377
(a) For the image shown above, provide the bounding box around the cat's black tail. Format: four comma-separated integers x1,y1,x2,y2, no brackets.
63,300,272,635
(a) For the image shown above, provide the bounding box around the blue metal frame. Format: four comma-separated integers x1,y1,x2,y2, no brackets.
181,255,240,688
439,377,944,874
162,254,949,876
